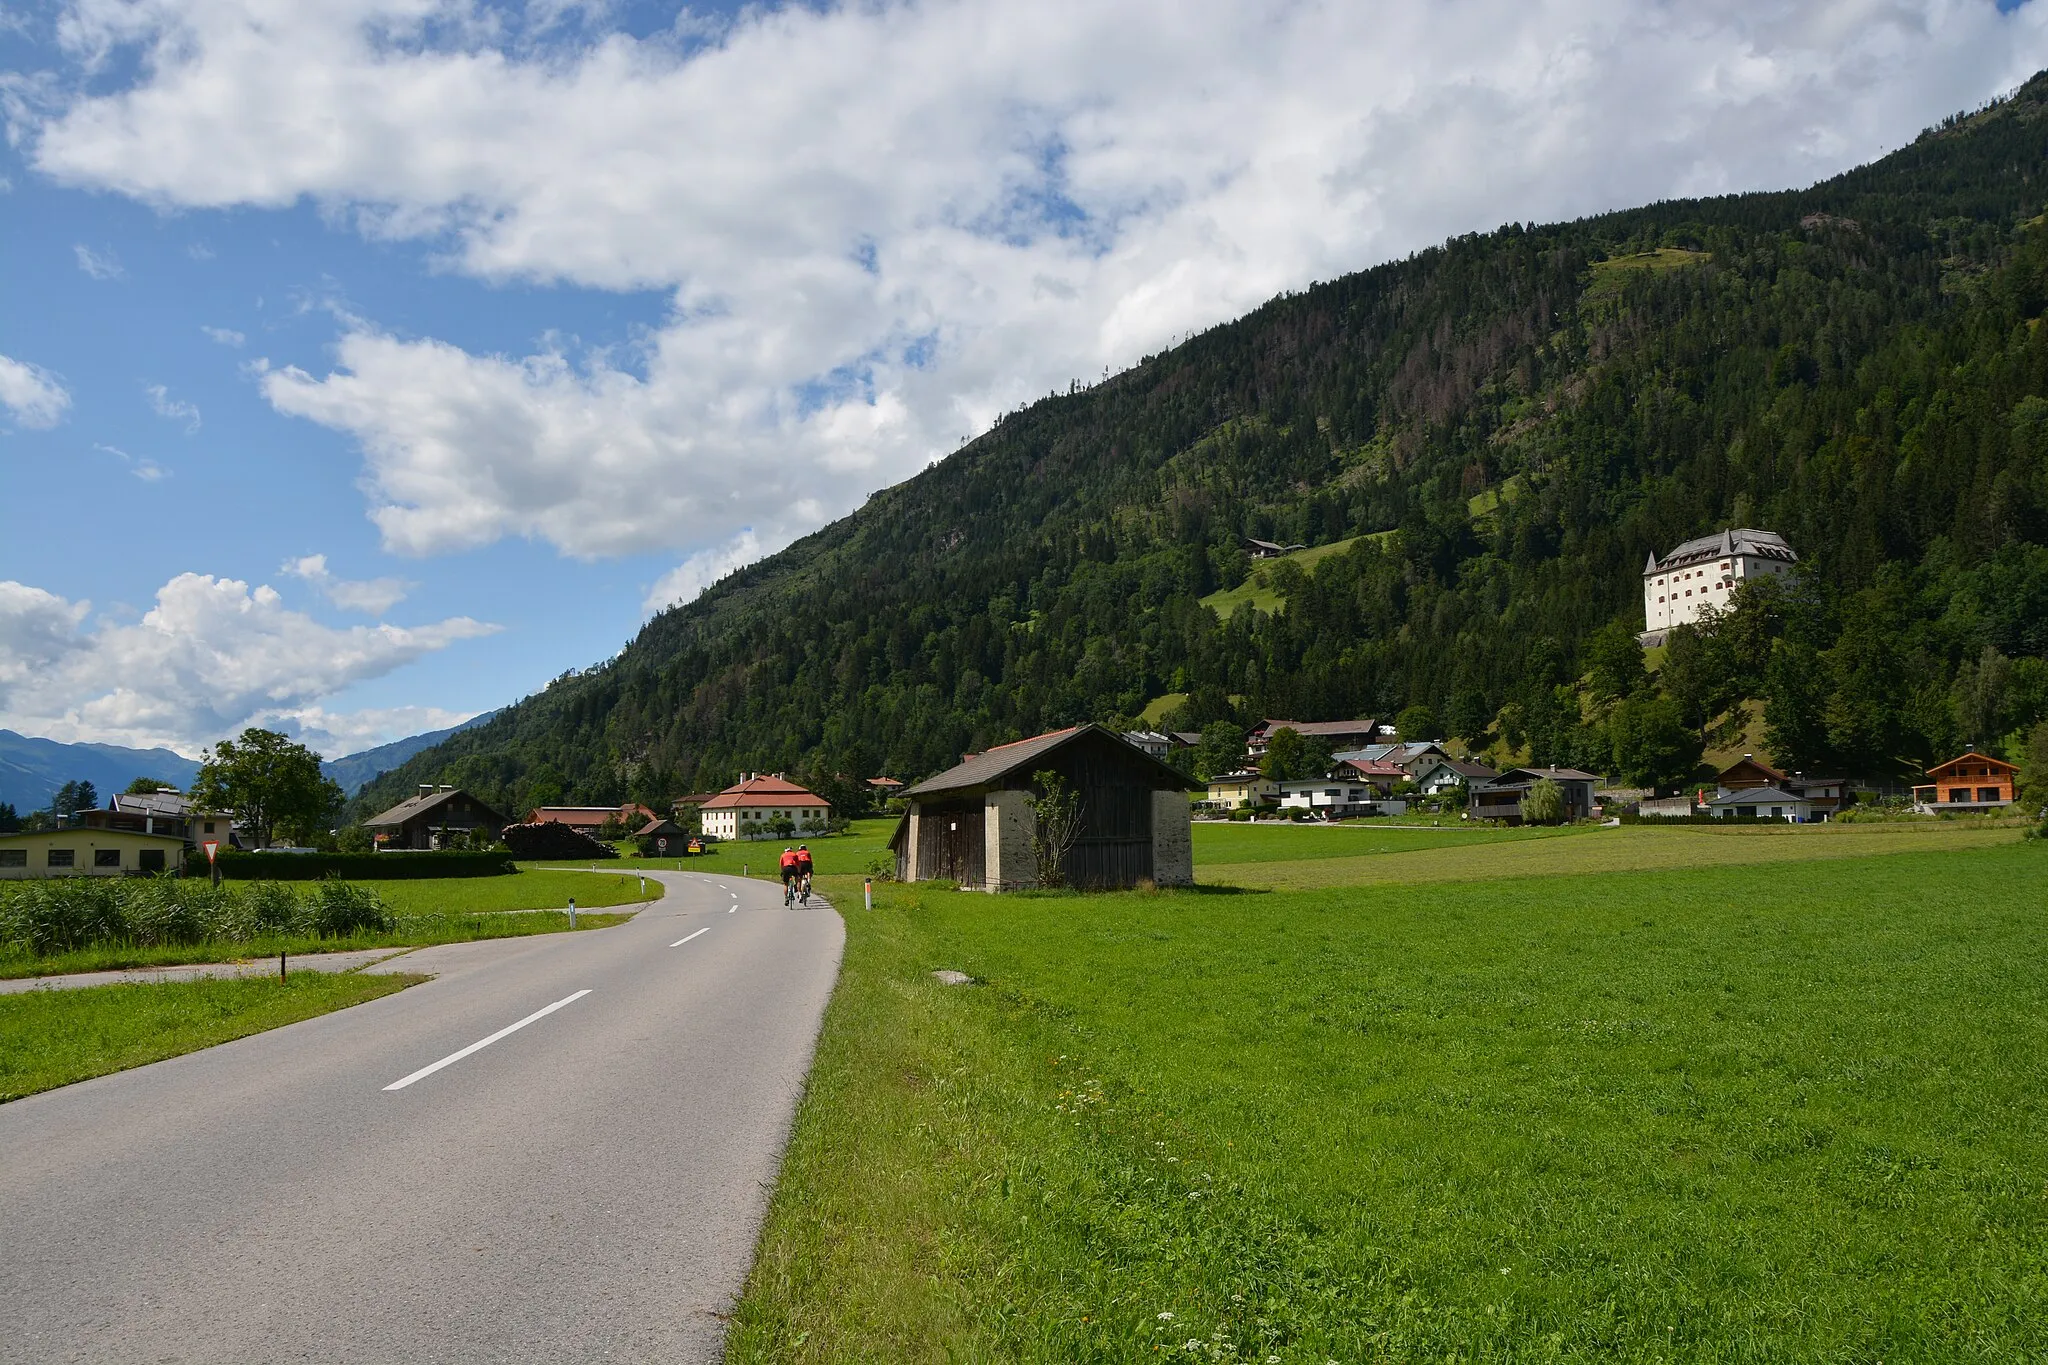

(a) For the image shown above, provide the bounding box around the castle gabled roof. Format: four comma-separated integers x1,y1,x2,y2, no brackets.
1645,528,1797,575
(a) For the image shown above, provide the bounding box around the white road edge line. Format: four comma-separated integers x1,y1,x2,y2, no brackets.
671,927,711,948
384,990,592,1092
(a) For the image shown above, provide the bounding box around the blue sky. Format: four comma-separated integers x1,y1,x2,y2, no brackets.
2,0,2044,758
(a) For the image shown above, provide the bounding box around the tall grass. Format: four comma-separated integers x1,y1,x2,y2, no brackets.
0,876,391,958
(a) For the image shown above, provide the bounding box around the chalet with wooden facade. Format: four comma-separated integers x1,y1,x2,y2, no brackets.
890,724,1197,891
364,786,511,850
1471,768,1602,824
1913,752,2019,811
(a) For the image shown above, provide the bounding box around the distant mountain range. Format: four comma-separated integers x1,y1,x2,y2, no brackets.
0,731,202,812
0,711,500,812
321,712,499,797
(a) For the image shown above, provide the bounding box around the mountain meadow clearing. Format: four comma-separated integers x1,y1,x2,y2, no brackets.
732,822,2048,1362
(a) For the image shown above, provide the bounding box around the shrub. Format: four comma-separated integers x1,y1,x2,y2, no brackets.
305,878,392,938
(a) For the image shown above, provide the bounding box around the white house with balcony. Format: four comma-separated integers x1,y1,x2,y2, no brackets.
1641,528,1797,644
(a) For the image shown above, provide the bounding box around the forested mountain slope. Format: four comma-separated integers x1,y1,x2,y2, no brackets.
359,73,2048,816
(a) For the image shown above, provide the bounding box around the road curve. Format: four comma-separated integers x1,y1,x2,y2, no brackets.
0,869,843,1363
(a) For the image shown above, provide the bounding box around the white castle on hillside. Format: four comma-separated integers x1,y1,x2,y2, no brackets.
1641,528,1797,642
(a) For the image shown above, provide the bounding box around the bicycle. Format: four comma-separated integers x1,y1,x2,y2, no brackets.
783,875,798,908
798,872,813,907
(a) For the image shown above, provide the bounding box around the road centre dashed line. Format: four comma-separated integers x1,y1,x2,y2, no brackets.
383,990,592,1092
672,927,711,948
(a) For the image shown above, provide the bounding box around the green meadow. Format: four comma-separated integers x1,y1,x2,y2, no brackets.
732,823,2048,1362
0,972,424,1102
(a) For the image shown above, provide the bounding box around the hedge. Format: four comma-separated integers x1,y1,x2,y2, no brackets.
213,850,517,880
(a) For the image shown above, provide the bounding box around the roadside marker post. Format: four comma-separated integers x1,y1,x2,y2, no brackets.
864,877,872,911
639,874,646,896
279,950,287,983
568,897,577,929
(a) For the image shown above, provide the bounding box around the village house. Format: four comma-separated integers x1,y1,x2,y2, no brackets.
1277,777,1404,818
890,724,1196,891
528,803,659,837
1332,757,1409,794
1640,528,1798,645
1121,730,1174,762
1247,718,1382,757
1471,768,1603,824
1912,752,2019,812
697,775,833,840
1243,536,1307,560
1340,741,1449,776
1413,757,1498,796
1705,786,1816,821
82,789,198,841
1717,756,1848,817
364,786,512,850
1202,770,1279,811
0,826,188,879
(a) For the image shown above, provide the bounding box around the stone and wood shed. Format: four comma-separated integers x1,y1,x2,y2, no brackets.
888,724,1197,891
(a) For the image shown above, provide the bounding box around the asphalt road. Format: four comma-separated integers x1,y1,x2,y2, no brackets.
0,870,844,1363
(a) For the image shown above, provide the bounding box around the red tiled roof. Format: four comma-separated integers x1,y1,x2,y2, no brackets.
700,777,832,810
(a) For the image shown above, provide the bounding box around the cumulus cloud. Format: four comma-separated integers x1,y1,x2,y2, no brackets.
644,530,765,615
201,325,244,346
72,242,122,279
0,572,498,753
0,353,71,428
144,382,201,432
19,0,2048,570
284,704,478,757
280,552,411,615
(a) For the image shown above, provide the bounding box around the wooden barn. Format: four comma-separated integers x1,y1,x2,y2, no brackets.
889,725,1198,891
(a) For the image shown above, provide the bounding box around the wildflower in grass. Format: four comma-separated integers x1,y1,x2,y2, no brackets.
1158,1311,1175,1321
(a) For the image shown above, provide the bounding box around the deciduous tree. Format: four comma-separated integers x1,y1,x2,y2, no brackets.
192,729,342,850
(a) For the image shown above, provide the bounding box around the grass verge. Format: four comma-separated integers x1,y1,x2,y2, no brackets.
731,842,2048,1361
0,971,425,1102
0,910,633,980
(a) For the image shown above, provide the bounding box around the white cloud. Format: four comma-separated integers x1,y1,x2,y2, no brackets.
644,530,764,615
18,0,2048,571
0,572,498,753
201,325,244,346
286,704,478,758
0,352,71,428
72,242,122,279
94,441,167,481
144,382,201,432
280,552,411,615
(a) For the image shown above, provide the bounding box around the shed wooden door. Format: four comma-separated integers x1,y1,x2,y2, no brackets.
918,800,985,886
1054,745,1155,889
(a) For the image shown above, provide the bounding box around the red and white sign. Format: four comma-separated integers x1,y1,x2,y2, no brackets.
202,840,220,864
